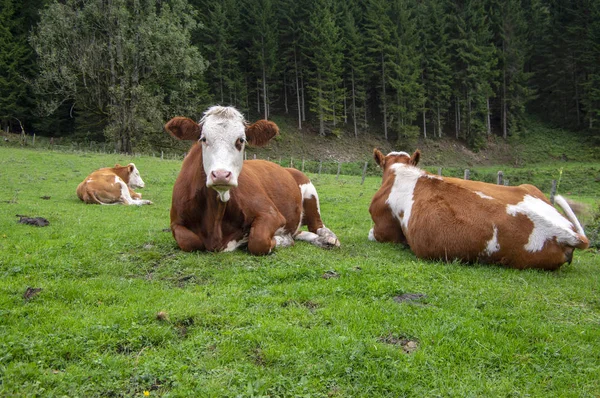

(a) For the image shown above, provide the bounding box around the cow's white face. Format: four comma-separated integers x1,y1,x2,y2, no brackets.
164,106,280,203
199,107,247,202
127,163,145,189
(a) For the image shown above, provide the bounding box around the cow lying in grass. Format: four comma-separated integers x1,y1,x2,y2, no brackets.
369,149,589,270
164,105,340,255
77,163,152,205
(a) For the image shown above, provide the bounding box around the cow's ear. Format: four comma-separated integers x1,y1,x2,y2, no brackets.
410,150,421,166
245,120,279,147
373,149,385,168
114,163,122,168
165,117,202,141
127,163,135,173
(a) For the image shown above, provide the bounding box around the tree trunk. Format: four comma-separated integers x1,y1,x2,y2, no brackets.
351,69,358,138
502,40,507,139
283,72,288,114
295,51,302,130
486,97,491,135
437,104,442,137
261,37,268,119
381,52,388,140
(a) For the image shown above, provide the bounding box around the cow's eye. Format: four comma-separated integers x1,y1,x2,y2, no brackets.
199,136,207,143
235,137,245,151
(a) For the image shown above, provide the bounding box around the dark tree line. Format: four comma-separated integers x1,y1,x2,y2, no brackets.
1,0,599,152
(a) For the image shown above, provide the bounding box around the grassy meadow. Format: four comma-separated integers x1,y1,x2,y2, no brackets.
0,146,599,397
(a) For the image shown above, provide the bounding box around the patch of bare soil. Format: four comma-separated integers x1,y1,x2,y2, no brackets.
378,333,419,354
23,287,42,300
16,215,50,227
393,293,427,304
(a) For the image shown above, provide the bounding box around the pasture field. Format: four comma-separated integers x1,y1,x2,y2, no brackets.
0,146,599,397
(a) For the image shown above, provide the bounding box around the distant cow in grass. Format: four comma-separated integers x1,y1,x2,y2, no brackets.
164,105,340,255
77,163,152,205
368,149,589,270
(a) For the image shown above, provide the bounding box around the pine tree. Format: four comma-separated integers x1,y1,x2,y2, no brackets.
340,0,368,137
304,0,345,136
0,0,40,134
418,0,452,138
278,0,309,129
387,0,423,140
196,0,245,110
364,0,396,140
490,0,533,138
450,0,498,148
243,0,279,120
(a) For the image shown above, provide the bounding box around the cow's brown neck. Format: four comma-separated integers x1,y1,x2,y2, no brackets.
193,146,238,251
112,166,130,184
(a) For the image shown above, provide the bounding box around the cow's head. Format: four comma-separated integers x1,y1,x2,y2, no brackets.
373,149,420,180
165,106,279,202
116,163,145,189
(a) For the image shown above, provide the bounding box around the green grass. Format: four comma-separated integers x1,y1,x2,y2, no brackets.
1,147,599,397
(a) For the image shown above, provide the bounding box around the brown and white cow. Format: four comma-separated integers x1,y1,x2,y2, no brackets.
164,106,340,255
369,149,589,270
76,163,152,205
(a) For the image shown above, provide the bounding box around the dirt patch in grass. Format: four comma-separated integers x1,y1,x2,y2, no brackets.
322,270,340,279
378,333,419,354
16,215,49,227
393,293,426,304
23,287,42,301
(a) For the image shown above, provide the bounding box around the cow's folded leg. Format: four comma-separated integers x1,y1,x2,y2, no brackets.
295,228,340,249
171,224,205,252
248,214,286,255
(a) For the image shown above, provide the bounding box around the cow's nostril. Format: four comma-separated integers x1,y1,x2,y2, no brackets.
211,170,232,183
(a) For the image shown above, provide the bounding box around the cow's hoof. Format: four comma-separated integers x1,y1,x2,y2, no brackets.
316,227,341,249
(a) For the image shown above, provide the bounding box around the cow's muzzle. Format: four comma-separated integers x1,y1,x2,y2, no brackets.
209,169,234,190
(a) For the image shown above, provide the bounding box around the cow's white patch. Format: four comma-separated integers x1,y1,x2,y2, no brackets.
299,182,321,214
368,228,376,241
113,177,151,206
127,163,145,189
484,225,500,255
295,231,319,243
387,151,411,157
506,195,581,252
200,106,246,192
425,174,442,180
386,163,423,229
223,236,249,252
274,227,294,247
474,191,494,200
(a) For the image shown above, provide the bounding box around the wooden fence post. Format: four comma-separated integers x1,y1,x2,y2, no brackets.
497,171,503,185
437,167,442,176
32,134,35,146
290,157,294,168
464,169,470,180
161,151,164,160
361,161,369,185
318,160,322,176
336,162,341,180
301,159,305,172
253,154,256,160
550,179,557,204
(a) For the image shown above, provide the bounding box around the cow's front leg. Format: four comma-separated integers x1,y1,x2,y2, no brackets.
369,216,406,244
247,212,286,255
171,223,205,252
128,187,142,199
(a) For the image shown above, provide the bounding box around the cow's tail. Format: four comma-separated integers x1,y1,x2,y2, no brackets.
555,195,589,249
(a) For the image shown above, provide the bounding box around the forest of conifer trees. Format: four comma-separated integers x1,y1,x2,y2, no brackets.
1,0,599,152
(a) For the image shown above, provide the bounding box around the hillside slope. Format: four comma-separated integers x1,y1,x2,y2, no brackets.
245,116,599,168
